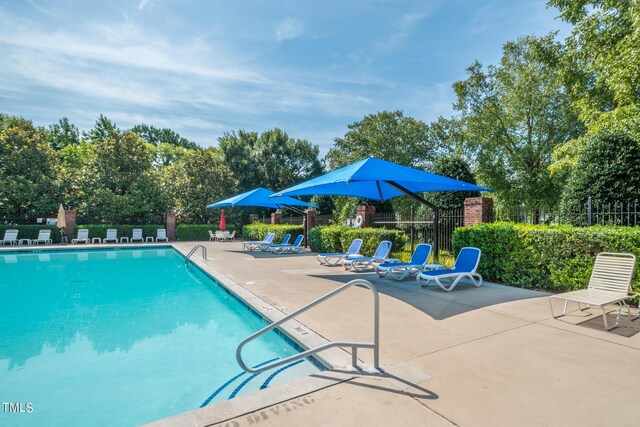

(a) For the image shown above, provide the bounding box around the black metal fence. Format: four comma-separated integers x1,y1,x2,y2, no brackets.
372,208,464,258
494,198,640,227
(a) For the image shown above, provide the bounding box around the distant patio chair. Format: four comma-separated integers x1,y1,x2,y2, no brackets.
416,247,482,292
376,243,432,281
156,229,169,242
343,240,392,272
0,229,19,246
549,252,639,330
271,234,305,254
243,233,275,251
318,238,363,266
226,230,236,241
72,229,90,244
131,229,144,243
30,229,52,245
103,229,118,243
261,233,290,251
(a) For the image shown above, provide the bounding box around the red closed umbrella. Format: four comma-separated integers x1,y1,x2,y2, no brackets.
219,209,226,230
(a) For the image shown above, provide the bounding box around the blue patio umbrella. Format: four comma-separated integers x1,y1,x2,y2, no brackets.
208,187,317,247
208,187,317,209
272,157,492,256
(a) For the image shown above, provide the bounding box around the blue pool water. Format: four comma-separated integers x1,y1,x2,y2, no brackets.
0,247,322,426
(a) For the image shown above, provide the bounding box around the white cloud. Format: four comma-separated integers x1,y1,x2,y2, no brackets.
275,17,305,41
138,0,151,11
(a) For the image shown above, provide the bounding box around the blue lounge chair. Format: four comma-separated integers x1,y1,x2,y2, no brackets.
243,233,275,251
416,247,482,292
343,240,392,272
271,235,305,254
317,239,363,266
261,234,290,251
376,243,432,281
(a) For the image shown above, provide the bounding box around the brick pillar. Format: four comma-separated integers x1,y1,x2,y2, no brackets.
249,214,259,223
356,206,376,228
166,211,176,241
64,210,77,243
271,212,282,224
464,197,494,227
305,209,317,231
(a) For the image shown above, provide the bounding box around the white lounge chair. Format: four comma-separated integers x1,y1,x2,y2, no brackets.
243,233,275,251
104,229,118,243
261,234,290,251
225,230,236,241
271,235,305,254
416,247,482,292
131,229,144,243
72,229,90,244
343,241,392,272
156,229,169,242
376,243,433,281
30,229,52,245
0,229,19,246
549,252,639,331
318,239,363,266
208,230,215,241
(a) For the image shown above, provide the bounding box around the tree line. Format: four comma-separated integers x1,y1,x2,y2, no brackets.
2,0,639,224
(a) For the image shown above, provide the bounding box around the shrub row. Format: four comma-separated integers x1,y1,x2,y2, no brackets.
452,222,640,292
74,224,166,240
0,225,63,243
242,223,304,242
308,226,408,256
176,224,236,241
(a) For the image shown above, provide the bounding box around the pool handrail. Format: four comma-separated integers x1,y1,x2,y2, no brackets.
236,279,381,374
185,245,207,265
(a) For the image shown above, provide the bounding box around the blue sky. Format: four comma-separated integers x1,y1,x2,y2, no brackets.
0,0,571,153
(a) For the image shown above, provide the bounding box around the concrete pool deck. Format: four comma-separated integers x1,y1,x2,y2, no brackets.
140,241,640,427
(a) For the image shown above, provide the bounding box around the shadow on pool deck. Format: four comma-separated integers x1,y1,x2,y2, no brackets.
308,273,549,321
223,249,317,259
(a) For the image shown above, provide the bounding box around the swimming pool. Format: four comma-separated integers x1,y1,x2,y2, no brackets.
0,247,322,426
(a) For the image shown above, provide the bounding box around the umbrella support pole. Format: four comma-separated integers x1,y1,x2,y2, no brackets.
385,181,440,259
283,205,309,248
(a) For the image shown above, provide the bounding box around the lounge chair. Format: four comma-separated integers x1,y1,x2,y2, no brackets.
243,233,275,251
156,229,169,242
416,247,482,292
103,229,118,244
225,230,236,241
549,252,639,331
376,243,433,281
271,235,305,254
261,234,290,251
343,240,392,272
131,229,144,243
72,229,90,244
0,229,19,246
209,230,215,242
317,239,363,266
30,229,52,245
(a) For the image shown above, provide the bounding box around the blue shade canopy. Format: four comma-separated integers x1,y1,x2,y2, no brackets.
272,157,492,202
208,187,317,209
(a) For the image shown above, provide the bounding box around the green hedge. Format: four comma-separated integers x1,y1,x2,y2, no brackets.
0,225,63,243
308,226,408,256
452,222,640,292
74,224,165,240
242,223,304,242
176,224,236,241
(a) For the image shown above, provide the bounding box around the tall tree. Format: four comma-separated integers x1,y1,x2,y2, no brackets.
47,117,80,150
84,115,119,144
453,34,583,210
326,110,433,170
548,0,640,174
130,124,199,150
219,128,322,192
84,131,169,223
0,117,59,217
163,148,237,223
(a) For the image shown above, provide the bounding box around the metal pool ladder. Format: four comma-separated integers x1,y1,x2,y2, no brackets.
236,279,381,374
185,245,207,265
